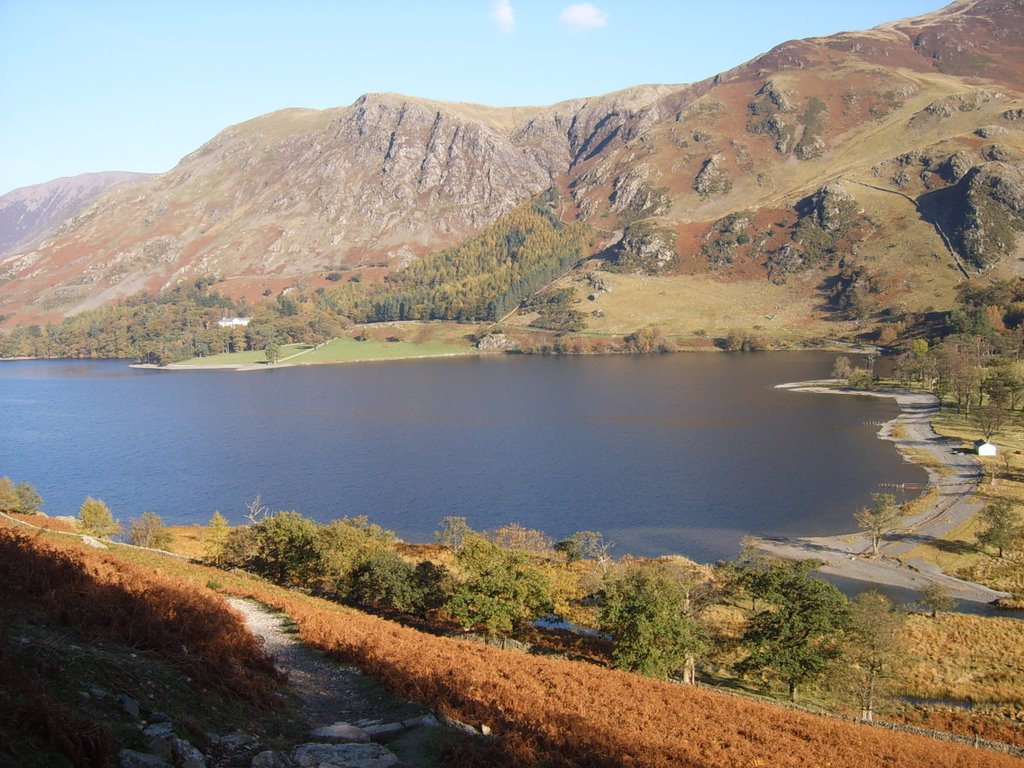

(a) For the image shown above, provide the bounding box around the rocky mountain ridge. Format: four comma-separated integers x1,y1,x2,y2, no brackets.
2,0,1023,338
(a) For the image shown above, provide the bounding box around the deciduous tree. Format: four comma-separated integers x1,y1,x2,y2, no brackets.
976,500,1024,558
265,341,282,364
349,549,419,612
129,511,172,550
14,482,43,514
435,516,471,551
841,591,906,721
831,355,852,381
973,404,1008,443
854,493,901,556
915,583,955,618
600,562,709,683
489,522,552,554
445,537,552,643
78,497,122,539
0,477,19,514
738,560,849,702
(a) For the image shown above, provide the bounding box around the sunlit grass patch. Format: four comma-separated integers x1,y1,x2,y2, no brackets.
900,613,1024,704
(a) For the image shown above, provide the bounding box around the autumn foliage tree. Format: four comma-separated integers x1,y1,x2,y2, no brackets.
77,497,122,539
0,477,44,515
840,590,906,721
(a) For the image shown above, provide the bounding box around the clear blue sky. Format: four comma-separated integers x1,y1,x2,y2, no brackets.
1,0,943,194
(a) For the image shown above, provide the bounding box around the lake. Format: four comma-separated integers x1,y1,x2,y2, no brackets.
0,352,925,563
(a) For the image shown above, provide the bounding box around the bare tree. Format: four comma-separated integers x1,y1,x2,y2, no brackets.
974,403,1008,443
244,494,269,526
854,493,901,556
573,530,615,574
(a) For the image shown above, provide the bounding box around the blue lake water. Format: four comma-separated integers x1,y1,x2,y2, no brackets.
0,352,925,563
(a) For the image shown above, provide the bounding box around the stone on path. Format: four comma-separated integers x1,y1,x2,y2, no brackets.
292,742,399,768
118,693,140,718
118,749,171,768
251,751,292,768
309,722,371,743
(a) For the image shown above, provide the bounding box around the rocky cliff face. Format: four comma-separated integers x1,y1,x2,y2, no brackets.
2,0,1024,330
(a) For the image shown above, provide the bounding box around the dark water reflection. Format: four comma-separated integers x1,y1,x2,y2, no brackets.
0,352,925,563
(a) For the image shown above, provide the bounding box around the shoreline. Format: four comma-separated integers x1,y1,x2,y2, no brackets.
129,350,482,372
755,380,1008,610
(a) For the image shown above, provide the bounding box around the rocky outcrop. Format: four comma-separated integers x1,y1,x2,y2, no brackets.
609,167,672,218
693,155,733,198
750,80,795,114
746,81,798,155
907,90,1003,129
608,222,678,274
942,151,975,183
812,183,861,231
953,162,1024,270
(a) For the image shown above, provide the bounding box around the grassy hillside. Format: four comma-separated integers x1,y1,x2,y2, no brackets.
3,516,1022,767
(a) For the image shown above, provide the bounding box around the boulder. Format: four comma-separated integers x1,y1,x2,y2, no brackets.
250,751,291,768
118,750,171,768
118,694,140,718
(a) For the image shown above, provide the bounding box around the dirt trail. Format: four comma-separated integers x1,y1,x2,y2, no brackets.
753,382,1009,609
226,598,429,729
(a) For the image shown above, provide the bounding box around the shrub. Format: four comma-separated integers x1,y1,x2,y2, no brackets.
128,511,172,550
350,550,419,612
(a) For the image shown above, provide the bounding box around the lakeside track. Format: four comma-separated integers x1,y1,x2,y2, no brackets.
753,381,1009,611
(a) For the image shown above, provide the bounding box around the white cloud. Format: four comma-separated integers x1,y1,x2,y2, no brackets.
558,3,608,33
491,0,516,34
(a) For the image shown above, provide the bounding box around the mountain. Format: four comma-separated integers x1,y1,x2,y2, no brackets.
2,0,1023,342
0,172,151,260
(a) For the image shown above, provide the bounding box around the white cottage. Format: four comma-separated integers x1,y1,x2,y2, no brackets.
217,317,252,328
975,440,998,456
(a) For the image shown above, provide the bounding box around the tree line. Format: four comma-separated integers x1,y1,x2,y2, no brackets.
354,203,589,323
1,201,589,363
57,495,983,721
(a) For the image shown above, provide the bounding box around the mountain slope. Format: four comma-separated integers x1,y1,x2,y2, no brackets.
2,0,1023,340
0,171,151,259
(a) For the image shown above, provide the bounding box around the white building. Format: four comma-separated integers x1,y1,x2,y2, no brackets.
217,317,252,328
975,440,998,456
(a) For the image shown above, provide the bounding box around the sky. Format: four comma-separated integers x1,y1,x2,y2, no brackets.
0,0,945,194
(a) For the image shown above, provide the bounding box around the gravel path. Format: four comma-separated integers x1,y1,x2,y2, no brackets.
753,382,1009,609
226,597,428,729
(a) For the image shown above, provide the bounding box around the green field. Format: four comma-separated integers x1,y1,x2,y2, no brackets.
176,336,476,368
175,348,282,366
